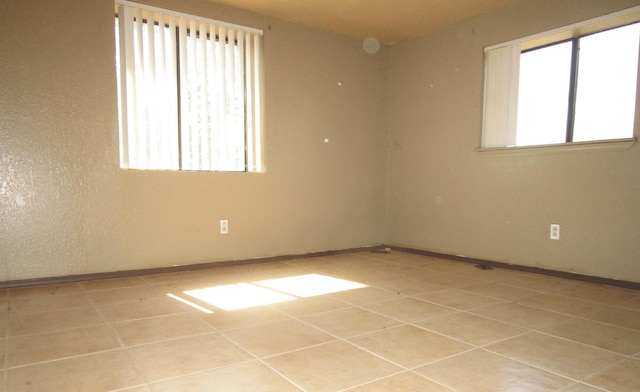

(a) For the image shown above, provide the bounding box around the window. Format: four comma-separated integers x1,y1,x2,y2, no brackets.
482,7,640,149
115,1,263,171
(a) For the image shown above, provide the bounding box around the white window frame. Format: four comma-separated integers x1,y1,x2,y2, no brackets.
481,6,640,151
115,1,264,172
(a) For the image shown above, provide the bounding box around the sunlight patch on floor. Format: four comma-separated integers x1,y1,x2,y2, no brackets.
254,274,367,297
184,283,297,311
168,274,367,312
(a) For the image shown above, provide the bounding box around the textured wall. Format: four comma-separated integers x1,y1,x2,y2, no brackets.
387,0,640,282
0,0,388,281
3,0,639,284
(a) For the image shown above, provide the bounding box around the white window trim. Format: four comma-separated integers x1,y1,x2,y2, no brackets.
477,138,637,156
480,5,640,152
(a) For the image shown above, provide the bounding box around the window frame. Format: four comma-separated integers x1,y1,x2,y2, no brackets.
480,5,640,152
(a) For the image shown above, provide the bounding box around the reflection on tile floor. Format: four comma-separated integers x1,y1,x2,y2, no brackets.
1,251,639,391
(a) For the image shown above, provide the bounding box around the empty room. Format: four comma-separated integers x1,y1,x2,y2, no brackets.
1,0,639,390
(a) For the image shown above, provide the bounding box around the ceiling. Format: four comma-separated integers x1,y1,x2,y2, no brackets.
208,0,522,45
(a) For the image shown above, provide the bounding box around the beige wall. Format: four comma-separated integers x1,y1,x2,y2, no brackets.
2,0,639,284
0,0,388,281
387,0,640,282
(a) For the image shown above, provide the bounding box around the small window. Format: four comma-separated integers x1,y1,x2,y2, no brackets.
482,7,640,149
115,2,264,171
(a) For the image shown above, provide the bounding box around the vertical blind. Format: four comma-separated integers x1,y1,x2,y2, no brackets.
116,2,263,171
481,43,521,148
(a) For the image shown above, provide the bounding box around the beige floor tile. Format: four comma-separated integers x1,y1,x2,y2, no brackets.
117,387,152,392
371,278,447,296
584,306,640,330
415,288,502,310
198,306,290,331
87,285,165,305
539,317,640,355
421,260,497,280
96,297,189,322
560,383,609,392
406,269,482,288
80,276,149,291
8,291,93,314
471,302,571,329
461,282,540,301
417,312,526,346
328,286,401,305
335,269,404,284
517,294,609,316
7,325,121,367
383,254,436,268
152,360,301,391
347,371,453,391
301,307,401,338
128,333,251,383
586,358,640,392
6,349,144,392
112,312,215,346
8,307,104,336
0,289,8,310
0,339,6,369
265,341,401,392
349,325,472,368
269,295,349,317
235,263,306,282
142,270,207,284
486,332,625,379
488,271,568,292
361,297,455,323
224,318,334,357
552,282,639,305
0,315,8,338
620,296,640,310
416,349,571,392
9,283,83,299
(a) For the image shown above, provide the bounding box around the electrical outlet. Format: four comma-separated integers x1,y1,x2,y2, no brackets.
220,220,229,234
550,224,560,240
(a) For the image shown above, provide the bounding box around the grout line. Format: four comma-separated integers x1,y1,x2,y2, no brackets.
85,285,154,389
213,329,308,391
478,347,584,385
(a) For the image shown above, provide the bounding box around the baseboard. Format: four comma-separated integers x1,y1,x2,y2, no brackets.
387,245,640,291
3,244,638,291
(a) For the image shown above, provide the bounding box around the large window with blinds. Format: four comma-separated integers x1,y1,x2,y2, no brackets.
481,6,640,150
115,1,263,171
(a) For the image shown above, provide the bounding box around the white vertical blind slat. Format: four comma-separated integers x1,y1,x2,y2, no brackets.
133,8,145,168
244,33,255,172
165,15,179,169
251,34,263,171
219,27,228,169
145,12,157,168
482,43,521,148
117,5,134,168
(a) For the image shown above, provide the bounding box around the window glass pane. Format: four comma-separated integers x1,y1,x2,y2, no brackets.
516,42,571,146
516,41,573,146
573,23,640,142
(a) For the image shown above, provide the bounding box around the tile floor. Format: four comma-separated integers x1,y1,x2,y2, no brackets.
1,251,639,391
